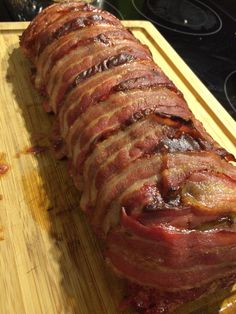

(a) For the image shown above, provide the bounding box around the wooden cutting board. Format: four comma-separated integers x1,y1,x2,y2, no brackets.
0,21,235,314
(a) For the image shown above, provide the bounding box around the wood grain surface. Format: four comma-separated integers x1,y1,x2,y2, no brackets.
0,21,235,314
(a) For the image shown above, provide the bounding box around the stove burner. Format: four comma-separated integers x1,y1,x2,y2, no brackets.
132,0,222,36
224,71,236,114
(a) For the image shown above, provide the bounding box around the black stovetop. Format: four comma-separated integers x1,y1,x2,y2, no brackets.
1,0,236,120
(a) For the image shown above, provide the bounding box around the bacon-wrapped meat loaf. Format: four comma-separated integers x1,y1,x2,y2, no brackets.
20,2,236,313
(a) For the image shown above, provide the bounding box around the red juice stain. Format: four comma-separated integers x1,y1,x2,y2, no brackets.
0,164,9,175
0,153,9,176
